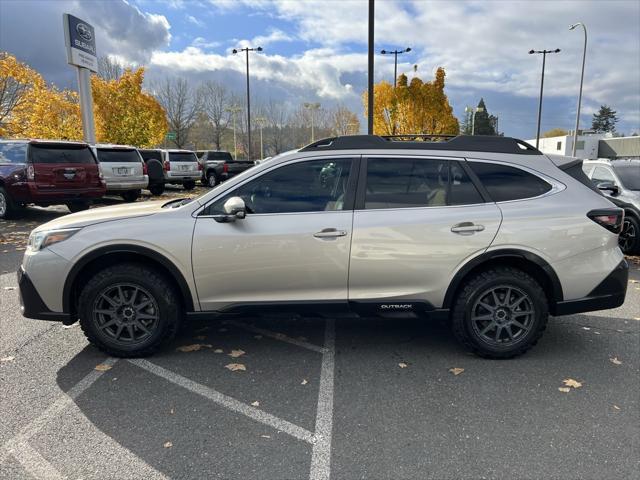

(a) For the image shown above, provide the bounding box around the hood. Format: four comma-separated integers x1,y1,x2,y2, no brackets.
34,200,170,231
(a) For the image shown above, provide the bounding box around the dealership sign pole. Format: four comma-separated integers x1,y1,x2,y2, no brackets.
63,13,97,144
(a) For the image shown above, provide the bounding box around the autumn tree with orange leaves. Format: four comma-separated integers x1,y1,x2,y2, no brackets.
363,67,459,136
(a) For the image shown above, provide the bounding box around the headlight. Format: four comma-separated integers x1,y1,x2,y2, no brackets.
27,228,81,252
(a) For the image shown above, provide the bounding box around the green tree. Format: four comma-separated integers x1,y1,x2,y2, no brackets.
591,105,618,133
472,98,496,135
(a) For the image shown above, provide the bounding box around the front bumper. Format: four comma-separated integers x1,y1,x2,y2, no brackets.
552,259,628,315
18,267,71,323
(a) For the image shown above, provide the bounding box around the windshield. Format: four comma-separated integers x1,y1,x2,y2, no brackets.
612,163,640,190
97,148,141,163
0,143,28,163
169,152,197,162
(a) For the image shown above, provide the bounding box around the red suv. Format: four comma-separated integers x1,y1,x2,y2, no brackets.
0,139,106,219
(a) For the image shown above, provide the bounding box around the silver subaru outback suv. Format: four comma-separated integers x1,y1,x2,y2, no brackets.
18,135,628,359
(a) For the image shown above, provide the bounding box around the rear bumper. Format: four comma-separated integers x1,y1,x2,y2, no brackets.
18,267,70,323
26,184,106,203
105,179,148,191
552,259,628,315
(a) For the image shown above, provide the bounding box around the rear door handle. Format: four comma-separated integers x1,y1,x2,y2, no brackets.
313,228,348,239
451,222,485,234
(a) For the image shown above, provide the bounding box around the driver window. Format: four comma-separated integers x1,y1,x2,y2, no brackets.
207,158,352,215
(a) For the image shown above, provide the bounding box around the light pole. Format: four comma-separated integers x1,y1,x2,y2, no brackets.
569,22,587,157
529,48,561,149
303,102,321,142
255,116,266,159
226,105,242,160
464,105,485,135
233,46,263,160
380,47,411,87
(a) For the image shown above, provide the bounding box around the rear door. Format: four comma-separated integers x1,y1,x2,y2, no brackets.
96,147,145,184
169,151,199,175
29,143,101,190
348,156,502,309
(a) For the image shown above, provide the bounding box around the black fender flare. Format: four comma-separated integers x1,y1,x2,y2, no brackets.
63,244,195,314
442,249,564,309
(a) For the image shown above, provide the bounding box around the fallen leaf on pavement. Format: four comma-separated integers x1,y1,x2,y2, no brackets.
170,408,175,414
3,286,16,291
176,344,212,352
251,401,260,407
213,349,223,354
609,357,622,365
582,326,591,331
1,356,15,362
229,349,245,358
398,362,408,369
449,367,465,376
261,435,271,439
634,317,640,321
613,405,621,410
225,363,246,372
563,378,583,389
62,322,79,329
301,379,308,385
558,387,571,393
94,364,112,372
594,331,601,335
630,280,639,284
163,441,173,448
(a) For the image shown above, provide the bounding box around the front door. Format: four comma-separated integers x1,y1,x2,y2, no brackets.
192,156,357,311
348,156,502,309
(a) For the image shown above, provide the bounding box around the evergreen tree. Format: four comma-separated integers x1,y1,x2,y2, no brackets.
591,105,618,133
472,98,496,135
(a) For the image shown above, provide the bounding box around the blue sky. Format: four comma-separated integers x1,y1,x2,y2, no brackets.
1,0,639,139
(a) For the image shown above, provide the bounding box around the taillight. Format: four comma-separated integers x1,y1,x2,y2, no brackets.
143,162,148,175
198,163,203,171
587,209,624,234
163,160,170,172
27,165,35,181
223,163,229,173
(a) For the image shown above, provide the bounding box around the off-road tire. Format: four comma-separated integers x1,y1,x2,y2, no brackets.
0,187,23,219
121,190,141,203
148,184,165,196
451,266,549,359
78,263,181,357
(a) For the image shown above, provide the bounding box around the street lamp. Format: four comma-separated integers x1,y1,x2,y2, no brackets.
303,102,321,142
569,22,587,157
225,105,242,160
380,47,412,87
529,48,561,149
255,116,266,159
464,105,485,135
233,46,263,160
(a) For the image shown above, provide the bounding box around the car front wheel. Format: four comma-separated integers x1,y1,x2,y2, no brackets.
0,187,23,219
451,266,548,359
78,263,181,357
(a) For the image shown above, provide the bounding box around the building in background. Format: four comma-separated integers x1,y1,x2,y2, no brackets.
526,132,640,160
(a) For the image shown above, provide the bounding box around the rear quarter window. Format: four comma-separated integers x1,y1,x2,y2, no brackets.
0,143,27,163
469,162,551,202
29,144,96,164
97,149,141,163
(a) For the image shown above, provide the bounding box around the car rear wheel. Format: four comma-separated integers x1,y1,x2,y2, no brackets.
206,171,218,187
0,187,23,219
451,267,548,359
148,184,165,196
121,190,140,203
78,263,181,357
619,215,639,255
183,180,196,191
66,201,91,213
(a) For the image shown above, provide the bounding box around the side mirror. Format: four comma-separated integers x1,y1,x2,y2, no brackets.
597,182,619,195
214,196,246,223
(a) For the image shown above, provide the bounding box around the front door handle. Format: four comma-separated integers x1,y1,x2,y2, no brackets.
313,228,347,239
451,222,485,234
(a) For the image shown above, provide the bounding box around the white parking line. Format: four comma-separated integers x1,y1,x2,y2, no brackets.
309,318,335,480
5,441,66,480
226,319,327,354
130,359,316,444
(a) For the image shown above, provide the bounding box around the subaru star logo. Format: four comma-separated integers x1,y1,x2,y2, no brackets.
76,23,92,42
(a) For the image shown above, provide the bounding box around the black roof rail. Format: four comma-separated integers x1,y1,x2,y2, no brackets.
300,134,541,155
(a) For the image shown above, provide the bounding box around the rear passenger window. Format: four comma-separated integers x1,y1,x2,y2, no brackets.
469,162,551,202
364,158,483,209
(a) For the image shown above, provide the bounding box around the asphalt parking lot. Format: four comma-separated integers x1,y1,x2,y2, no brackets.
1,197,639,480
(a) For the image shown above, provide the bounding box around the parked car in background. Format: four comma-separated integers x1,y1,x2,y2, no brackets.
583,158,640,255
164,149,201,190
197,150,255,187
93,144,148,202
19,135,628,358
138,149,165,196
0,139,105,219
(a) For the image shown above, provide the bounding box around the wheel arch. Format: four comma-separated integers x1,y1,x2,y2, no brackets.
63,244,195,316
443,249,563,312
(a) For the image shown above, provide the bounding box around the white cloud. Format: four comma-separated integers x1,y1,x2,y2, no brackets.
186,15,204,27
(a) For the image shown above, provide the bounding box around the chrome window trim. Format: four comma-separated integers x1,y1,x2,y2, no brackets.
193,153,358,218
